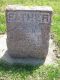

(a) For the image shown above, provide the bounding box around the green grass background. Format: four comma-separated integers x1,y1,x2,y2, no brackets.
0,0,60,80
0,60,60,80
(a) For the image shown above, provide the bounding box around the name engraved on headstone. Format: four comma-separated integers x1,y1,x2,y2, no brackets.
7,11,50,24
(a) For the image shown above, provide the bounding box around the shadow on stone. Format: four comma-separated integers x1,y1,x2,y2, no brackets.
0,59,43,76
0,51,45,75
1,49,46,66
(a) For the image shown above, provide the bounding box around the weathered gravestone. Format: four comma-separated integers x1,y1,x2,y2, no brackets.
6,5,53,59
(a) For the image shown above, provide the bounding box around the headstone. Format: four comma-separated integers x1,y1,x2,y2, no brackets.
6,5,53,59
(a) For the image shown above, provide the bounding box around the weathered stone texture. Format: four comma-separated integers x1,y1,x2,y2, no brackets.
6,5,52,59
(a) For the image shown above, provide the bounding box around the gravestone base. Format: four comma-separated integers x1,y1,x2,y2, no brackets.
7,50,47,59
6,53,45,65
0,34,56,65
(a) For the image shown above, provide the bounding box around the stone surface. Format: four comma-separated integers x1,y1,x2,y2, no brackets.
0,34,56,65
6,5,53,59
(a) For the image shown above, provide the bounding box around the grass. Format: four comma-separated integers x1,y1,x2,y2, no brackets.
52,14,60,47
0,60,60,80
0,0,60,80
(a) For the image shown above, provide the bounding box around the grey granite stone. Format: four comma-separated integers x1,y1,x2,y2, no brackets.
6,5,53,59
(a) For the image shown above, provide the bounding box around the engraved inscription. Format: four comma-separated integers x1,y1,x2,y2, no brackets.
42,15,48,23
7,11,50,23
7,12,16,22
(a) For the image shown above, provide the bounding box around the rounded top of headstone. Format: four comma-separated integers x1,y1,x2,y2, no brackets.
6,5,53,12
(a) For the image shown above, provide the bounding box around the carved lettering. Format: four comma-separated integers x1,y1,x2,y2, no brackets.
7,11,50,24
